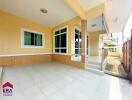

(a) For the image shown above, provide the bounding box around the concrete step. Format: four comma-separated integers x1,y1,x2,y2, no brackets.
85,67,104,75
87,56,102,64
88,60,102,65
86,63,101,70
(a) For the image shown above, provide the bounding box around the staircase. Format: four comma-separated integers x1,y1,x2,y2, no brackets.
87,60,101,70
85,56,104,75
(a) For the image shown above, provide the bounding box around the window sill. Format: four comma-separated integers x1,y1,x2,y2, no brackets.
21,46,44,48
53,53,70,56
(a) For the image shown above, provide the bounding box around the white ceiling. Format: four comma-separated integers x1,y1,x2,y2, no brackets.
105,0,132,33
77,0,105,10
87,15,103,32
0,0,76,27
1,0,132,33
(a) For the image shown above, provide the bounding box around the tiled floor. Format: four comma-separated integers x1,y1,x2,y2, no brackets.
0,62,132,100
72,56,102,64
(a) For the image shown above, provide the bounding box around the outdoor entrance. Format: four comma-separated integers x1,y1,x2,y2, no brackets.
103,32,127,78
85,14,106,72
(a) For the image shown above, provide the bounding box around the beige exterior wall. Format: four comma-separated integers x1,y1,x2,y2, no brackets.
52,54,84,69
52,16,84,68
0,54,52,67
0,8,103,67
0,10,52,55
89,31,102,56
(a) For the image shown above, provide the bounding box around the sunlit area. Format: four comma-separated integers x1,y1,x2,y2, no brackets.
103,31,127,78
123,12,132,41
108,77,125,100
111,32,123,46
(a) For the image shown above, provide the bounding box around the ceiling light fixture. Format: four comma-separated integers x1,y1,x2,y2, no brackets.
40,8,48,14
91,24,97,27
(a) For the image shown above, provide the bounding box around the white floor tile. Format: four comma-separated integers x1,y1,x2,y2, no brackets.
1,62,132,100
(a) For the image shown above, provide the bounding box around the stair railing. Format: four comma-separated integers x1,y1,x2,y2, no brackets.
0,65,4,91
102,14,110,39
101,48,108,70
101,14,109,71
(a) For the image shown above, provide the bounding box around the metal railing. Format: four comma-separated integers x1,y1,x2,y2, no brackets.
102,14,110,38
101,48,108,71
0,65,4,88
100,14,110,71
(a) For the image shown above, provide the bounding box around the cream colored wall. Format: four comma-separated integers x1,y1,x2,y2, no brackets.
0,4,105,68
89,31,102,56
0,10,52,55
52,16,81,55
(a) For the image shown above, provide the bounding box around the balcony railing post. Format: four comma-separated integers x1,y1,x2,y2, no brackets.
101,48,108,71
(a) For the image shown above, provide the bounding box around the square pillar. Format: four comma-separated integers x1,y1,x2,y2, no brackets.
81,20,87,64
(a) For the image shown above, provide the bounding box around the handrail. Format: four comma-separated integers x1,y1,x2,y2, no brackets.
0,65,4,87
101,48,108,70
102,14,110,39
100,14,109,71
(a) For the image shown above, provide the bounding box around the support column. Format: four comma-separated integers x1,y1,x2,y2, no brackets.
81,20,87,64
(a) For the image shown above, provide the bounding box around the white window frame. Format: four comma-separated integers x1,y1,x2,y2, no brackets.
74,26,82,55
53,26,68,55
21,28,44,48
87,35,90,56
74,26,90,56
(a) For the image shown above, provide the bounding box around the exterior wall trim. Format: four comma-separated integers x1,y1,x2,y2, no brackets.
0,53,52,57
53,25,69,55
21,28,45,48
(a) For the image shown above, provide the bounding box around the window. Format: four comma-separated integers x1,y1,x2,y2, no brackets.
75,28,82,55
74,28,89,56
21,28,43,48
54,27,67,53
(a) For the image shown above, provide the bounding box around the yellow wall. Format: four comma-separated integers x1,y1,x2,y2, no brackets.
0,10,52,55
0,3,104,56
0,3,105,68
89,31,102,56
52,54,84,69
52,16,85,68
52,16,103,57
53,16,81,55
